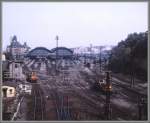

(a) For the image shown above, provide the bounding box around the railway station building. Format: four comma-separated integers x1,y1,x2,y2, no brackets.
27,47,52,59
27,47,73,59
50,47,73,59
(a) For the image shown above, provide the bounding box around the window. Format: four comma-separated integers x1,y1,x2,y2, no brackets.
15,64,18,68
9,89,13,94
3,88,7,97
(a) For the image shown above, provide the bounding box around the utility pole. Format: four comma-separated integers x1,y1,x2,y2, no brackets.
90,44,92,64
138,97,142,120
104,71,112,120
12,61,14,80
84,54,86,65
130,47,135,88
55,35,59,75
99,46,104,73
138,96,147,120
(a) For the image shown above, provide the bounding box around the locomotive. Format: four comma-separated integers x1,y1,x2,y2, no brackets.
99,79,112,92
93,79,112,93
26,71,38,83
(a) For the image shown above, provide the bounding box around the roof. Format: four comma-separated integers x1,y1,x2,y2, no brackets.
8,35,24,48
23,42,30,49
28,47,52,53
51,47,73,53
7,35,30,49
9,60,24,64
10,41,24,48
27,47,52,56
2,81,17,88
27,46,73,57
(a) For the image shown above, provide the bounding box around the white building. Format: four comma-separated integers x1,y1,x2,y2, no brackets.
1,81,17,99
2,86,16,98
9,61,25,80
72,45,114,54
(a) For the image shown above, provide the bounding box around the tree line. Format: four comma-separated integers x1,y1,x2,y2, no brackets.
108,31,148,81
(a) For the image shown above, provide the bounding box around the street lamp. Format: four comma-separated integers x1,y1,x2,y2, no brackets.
55,35,59,75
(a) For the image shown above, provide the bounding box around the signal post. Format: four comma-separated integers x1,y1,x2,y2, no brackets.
104,71,112,120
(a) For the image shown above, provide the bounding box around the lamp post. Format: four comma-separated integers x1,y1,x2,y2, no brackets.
55,35,59,75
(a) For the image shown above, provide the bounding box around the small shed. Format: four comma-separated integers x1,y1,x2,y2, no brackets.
2,81,17,98
2,86,16,98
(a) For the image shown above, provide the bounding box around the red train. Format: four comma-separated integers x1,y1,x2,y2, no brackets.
26,71,38,83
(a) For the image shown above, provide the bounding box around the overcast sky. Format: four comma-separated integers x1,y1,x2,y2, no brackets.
2,2,148,51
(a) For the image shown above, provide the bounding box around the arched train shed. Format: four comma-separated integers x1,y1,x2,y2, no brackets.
26,47,52,58
26,47,73,59
50,47,73,59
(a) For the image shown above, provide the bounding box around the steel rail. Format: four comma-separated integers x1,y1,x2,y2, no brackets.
33,87,44,120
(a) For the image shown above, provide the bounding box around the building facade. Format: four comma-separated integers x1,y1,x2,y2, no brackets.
9,61,25,80
6,35,30,60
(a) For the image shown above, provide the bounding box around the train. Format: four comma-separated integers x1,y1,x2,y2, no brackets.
92,79,112,93
26,71,38,83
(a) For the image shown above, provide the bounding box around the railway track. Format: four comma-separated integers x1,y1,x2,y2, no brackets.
73,69,139,120
44,79,72,120
37,60,145,120
32,85,45,120
111,79,147,104
112,79,147,96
